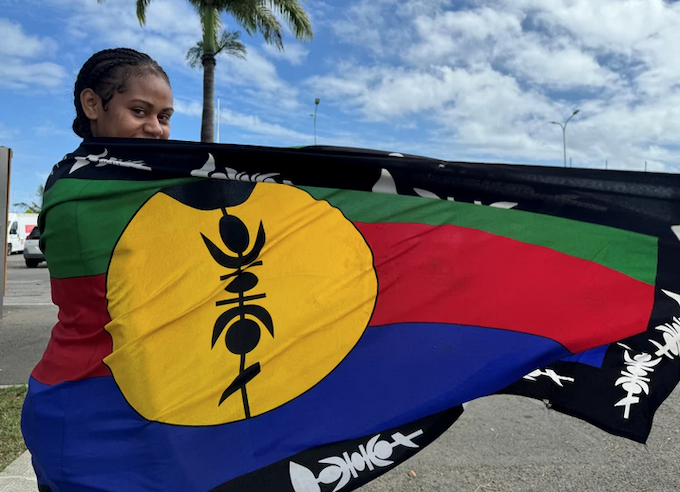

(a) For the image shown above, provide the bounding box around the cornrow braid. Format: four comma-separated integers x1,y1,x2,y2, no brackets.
72,48,171,138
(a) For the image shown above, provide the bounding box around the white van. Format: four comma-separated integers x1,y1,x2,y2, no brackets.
7,212,39,255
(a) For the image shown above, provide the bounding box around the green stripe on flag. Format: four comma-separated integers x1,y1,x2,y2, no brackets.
43,177,198,279
302,187,658,285
42,179,658,284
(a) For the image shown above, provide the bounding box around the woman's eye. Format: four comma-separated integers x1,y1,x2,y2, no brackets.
159,114,171,123
132,108,146,116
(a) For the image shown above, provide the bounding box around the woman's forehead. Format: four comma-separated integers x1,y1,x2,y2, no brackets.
117,75,173,105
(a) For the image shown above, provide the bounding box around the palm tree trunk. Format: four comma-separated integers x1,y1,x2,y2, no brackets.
200,6,217,143
201,54,216,143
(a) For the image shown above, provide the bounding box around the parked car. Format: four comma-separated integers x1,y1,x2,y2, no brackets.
23,226,45,268
7,212,39,255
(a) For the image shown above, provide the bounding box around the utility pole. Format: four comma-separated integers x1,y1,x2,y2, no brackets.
216,98,221,144
550,109,580,167
312,98,320,145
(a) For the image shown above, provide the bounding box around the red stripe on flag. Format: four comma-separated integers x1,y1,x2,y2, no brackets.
31,275,112,385
358,222,655,353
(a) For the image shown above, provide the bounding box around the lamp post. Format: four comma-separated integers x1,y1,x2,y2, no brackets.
216,97,221,144
550,109,580,167
312,98,320,145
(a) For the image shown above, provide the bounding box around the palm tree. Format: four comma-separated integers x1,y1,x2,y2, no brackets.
186,30,247,70
135,0,313,143
186,30,246,140
13,185,44,213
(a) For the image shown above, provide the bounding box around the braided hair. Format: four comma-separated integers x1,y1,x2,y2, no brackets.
72,48,171,138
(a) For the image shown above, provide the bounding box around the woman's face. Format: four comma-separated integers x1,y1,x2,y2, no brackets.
81,74,174,139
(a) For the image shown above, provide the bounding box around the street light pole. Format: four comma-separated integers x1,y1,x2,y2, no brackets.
313,98,320,145
550,109,580,167
216,97,221,144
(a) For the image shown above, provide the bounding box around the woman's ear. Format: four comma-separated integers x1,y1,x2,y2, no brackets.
80,89,100,121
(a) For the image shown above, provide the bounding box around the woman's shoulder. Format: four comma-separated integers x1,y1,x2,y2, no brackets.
44,142,89,191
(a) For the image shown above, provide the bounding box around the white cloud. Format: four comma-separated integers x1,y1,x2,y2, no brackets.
507,40,619,89
61,0,201,36
0,60,66,89
58,0,200,68
49,0,302,113
509,0,676,51
217,48,282,92
174,99,309,141
395,0,452,17
0,17,66,89
310,64,554,123
332,0,385,53
262,43,309,65
332,0,423,56
217,109,309,141
34,122,71,137
404,8,618,89
0,18,58,57
214,47,301,112
0,122,19,140
304,0,680,172
497,0,680,95
5,0,680,178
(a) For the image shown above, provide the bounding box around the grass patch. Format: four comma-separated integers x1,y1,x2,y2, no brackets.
0,385,27,472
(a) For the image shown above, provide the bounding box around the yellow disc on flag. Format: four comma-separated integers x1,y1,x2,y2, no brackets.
105,183,377,425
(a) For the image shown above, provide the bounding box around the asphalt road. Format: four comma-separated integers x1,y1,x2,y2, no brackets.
0,254,55,385
0,253,678,491
361,390,680,492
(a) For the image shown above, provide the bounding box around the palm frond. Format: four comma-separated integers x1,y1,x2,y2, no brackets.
221,0,313,48
253,3,284,48
186,43,205,68
267,0,313,41
186,30,247,70
215,30,247,59
190,1,222,33
198,6,223,55
221,0,260,35
13,202,41,214
135,0,153,25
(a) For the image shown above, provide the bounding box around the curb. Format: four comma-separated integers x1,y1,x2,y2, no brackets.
0,451,36,492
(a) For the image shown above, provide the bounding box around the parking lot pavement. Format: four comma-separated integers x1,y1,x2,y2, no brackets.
3,253,51,307
1,254,55,385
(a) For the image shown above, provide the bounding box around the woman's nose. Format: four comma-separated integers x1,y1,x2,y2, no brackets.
144,119,164,138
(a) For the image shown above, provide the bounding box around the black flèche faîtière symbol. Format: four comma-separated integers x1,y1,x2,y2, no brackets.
201,207,273,418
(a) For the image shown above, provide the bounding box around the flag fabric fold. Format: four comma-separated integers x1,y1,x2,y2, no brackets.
22,138,680,492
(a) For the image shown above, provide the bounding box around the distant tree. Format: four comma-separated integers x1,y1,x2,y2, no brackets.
13,185,44,213
134,0,314,143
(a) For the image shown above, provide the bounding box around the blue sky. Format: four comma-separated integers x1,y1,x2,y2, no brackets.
2,0,680,208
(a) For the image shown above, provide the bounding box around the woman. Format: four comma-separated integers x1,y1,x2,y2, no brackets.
22,47,176,492
72,47,173,140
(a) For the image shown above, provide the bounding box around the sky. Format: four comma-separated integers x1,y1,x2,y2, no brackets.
2,0,680,208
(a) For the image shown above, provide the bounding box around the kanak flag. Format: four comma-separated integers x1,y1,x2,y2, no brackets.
23,139,680,492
